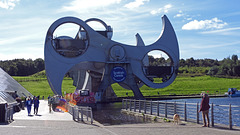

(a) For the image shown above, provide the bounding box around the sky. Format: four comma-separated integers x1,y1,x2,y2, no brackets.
0,0,240,61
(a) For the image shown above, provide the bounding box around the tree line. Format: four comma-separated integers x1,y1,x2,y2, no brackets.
0,58,44,76
149,54,240,77
0,55,239,77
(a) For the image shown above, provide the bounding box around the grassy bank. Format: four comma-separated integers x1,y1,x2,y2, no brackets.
112,75,240,97
13,75,240,99
14,77,76,98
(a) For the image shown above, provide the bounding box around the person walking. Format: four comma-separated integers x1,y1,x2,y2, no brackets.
25,98,32,116
33,97,40,115
199,93,210,127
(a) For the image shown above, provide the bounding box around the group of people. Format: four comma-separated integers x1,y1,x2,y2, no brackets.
25,96,40,116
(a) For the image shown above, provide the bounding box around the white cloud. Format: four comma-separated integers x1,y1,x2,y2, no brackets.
189,41,240,49
124,0,149,9
200,27,240,35
61,0,121,13
0,0,19,10
182,17,228,30
150,4,172,15
174,10,184,18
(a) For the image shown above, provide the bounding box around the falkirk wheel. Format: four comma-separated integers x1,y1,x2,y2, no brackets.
44,15,179,102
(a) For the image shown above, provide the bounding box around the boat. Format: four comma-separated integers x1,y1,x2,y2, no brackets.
227,88,240,97
66,89,96,107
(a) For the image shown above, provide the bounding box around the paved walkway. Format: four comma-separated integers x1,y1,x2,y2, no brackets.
13,100,72,121
0,100,239,135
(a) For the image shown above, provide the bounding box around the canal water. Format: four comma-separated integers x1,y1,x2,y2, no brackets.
92,102,151,125
169,97,240,106
92,97,240,126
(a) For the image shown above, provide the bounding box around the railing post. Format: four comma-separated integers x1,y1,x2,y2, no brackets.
144,100,146,114
72,106,75,121
165,102,167,118
129,100,132,111
139,100,141,113
197,102,199,124
87,108,89,121
126,99,128,110
174,101,176,114
229,104,232,130
134,100,136,112
150,100,153,115
157,101,159,116
90,107,93,124
80,107,83,121
211,103,214,127
122,99,124,109
184,101,187,121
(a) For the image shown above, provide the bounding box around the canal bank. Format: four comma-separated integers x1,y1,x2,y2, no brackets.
106,94,227,102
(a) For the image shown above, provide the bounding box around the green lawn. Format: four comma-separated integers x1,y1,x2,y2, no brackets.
14,77,76,98
13,75,240,98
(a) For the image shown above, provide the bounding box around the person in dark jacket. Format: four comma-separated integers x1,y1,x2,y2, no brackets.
199,93,210,127
33,97,40,115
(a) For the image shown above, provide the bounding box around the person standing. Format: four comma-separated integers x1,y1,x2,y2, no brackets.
25,98,32,116
33,97,40,115
199,93,210,127
48,96,53,113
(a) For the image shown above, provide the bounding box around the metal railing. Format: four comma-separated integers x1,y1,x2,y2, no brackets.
67,104,93,124
122,99,240,129
0,103,14,123
6,105,14,122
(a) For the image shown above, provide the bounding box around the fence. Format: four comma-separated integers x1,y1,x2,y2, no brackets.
122,99,240,129
67,104,93,124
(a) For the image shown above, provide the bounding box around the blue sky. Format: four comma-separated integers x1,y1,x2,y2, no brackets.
0,0,240,60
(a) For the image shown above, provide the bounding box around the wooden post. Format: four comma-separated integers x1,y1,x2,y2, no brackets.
211,103,214,127
229,104,232,130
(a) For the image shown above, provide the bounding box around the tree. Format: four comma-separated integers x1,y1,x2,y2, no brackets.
231,54,238,64
34,58,45,72
179,59,185,67
207,66,219,76
185,57,195,67
233,65,240,76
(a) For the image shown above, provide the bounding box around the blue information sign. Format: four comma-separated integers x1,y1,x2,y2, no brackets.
111,66,126,82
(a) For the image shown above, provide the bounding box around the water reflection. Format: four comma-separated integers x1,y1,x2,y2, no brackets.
92,102,151,125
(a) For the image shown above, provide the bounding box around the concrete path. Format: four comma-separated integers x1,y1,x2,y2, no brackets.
0,100,239,135
13,100,72,121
